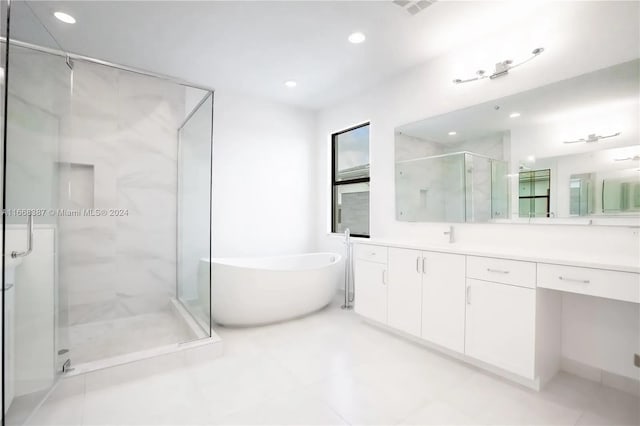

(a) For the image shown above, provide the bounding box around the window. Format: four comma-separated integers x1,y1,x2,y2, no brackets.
331,123,370,237
518,169,551,218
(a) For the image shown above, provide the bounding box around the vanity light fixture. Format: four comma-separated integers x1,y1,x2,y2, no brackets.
453,47,544,84
54,11,76,24
348,32,366,44
284,80,297,88
563,132,621,144
448,131,457,136
509,112,521,118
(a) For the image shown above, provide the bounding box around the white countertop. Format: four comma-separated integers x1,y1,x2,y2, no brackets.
355,239,640,274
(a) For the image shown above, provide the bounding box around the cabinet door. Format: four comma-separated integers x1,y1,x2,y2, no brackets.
465,278,535,378
387,247,422,336
421,252,466,353
354,260,388,324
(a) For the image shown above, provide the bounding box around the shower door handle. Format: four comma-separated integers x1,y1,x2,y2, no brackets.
11,214,34,258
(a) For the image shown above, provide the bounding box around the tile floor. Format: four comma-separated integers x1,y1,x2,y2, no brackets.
28,297,640,425
68,308,197,364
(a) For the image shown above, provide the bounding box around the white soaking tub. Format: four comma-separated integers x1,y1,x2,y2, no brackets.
198,253,342,326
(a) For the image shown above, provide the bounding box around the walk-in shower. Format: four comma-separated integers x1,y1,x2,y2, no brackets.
1,2,214,424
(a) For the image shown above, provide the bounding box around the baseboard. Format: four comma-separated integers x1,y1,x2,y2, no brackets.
561,357,640,396
359,316,541,391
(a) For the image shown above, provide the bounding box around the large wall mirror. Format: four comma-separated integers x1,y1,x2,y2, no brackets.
395,59,639,224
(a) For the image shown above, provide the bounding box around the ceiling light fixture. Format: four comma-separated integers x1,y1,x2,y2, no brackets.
509,112,521,118
54,11,76,24
284,80,297,88
448,131,457,136
563,132,620,144
348,32,366,44
392,0,437,16
453,47,544,84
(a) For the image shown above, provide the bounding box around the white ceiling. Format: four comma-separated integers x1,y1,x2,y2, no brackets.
13,0,556,109
10,1,640,110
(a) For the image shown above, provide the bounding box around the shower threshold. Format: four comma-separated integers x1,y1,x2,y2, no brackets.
65,332,222,377
64,297,221,376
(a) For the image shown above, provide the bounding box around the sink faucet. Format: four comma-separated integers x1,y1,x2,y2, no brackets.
444,225,454,243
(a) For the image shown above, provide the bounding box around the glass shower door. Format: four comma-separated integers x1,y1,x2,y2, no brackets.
177,93,213,334
2,43,70,425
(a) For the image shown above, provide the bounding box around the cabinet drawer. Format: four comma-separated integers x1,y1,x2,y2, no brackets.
537,264,640,303
354,244,388,264
467,256,536,288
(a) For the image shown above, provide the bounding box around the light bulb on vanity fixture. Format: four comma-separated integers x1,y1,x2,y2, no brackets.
453,47,544,84
563,132,620,144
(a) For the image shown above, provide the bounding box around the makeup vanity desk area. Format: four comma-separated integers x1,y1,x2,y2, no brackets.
352,239,640,390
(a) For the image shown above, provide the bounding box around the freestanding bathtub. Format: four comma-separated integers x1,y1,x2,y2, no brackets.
198,253,342,326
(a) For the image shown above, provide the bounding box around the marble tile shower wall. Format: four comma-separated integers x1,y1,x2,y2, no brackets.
58,61,185,327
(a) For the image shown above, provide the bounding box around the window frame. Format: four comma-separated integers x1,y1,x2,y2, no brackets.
331,122,371,238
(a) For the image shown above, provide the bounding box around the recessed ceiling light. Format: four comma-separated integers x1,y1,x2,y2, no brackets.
284,80,297,88
448,131,457,136
54,11,76,24
348,32,366,44
510,112,521,118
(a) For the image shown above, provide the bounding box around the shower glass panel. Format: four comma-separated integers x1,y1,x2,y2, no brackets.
177,93,213,332
396,153,466,222
491,160,509,219
2,21,70,426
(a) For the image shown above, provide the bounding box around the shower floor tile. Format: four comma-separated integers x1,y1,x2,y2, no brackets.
67,308,197,365
29,296,640,426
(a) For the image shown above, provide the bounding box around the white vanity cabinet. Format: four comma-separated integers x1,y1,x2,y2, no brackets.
421,252,466,353
386,247,467,349
387,248,423,336
352,241,637,390
465,256,537,378
465,278,536,379
353,245,388,324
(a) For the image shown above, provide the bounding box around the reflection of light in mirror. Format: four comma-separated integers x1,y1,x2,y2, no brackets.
563,132,621,144
526,155,536,163
448,131,457,136
510,112,521,118
614,155,640,162
605,146,640,164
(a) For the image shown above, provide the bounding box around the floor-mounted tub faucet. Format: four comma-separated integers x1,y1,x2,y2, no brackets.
444,225,454,243
342,228,354,309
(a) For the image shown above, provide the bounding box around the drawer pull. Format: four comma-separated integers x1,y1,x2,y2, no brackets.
416,257,421,273
487,268,510,274
559,276,590,284
422,257,427,275
382,270,387,285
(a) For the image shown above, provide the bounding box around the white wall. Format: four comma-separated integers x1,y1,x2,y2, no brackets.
314,2,640,379
212,91,316,258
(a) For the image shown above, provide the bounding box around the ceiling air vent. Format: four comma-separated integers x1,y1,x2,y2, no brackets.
393,0,437,16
